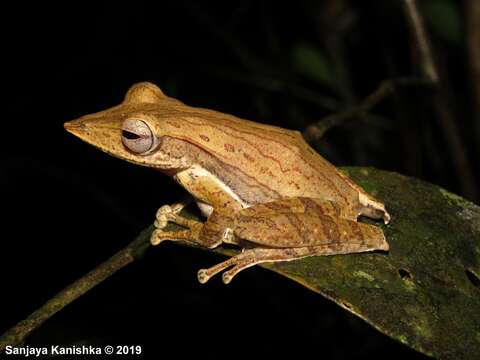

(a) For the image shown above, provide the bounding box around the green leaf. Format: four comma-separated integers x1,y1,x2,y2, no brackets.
163,167,480,359
291,42,334,86
419,0,462,45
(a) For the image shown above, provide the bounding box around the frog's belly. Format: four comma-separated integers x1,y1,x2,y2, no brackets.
174,164,248,217
196,200,214,217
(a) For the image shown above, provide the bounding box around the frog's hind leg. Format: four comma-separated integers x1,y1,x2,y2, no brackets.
197,248,299,284
198,201,389,284
198,240,382,284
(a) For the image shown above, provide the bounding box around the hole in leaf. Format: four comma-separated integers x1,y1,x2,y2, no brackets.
341,301,352,310
398,268,412,280
465,269,480,288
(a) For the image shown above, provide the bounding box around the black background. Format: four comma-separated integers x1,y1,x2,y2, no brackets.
2,1,473,358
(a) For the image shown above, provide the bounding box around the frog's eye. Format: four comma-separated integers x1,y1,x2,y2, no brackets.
121,118,157,154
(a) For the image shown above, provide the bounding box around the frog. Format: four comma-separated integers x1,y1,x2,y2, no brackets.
64,82,390,284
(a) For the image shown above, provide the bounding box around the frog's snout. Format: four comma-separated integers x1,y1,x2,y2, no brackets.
64,119,86,134
63,120,85,132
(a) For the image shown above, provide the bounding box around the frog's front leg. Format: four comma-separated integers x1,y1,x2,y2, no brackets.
153,196,193,230
150,209,233,249
150,196,202,246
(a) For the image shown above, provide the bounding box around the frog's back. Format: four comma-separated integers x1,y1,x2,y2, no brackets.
155,101,364,206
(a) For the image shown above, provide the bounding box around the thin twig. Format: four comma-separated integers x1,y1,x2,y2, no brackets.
302,77,431,142
303,0,441,143
465,0,480,158
208,68,341,111
304,0,476,201
404,0,477,200
403,0,439,83
432,91,478,200
0,227,152,352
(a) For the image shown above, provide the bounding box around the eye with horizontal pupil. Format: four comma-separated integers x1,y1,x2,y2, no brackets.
121,118,155,154
122,130,141,140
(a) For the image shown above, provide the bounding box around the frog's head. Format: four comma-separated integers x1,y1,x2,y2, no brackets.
64,82,191,170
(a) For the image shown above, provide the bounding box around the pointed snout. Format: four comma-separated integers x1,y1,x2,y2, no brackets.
64,118,87,137
63,113,143,164
63,113,123,145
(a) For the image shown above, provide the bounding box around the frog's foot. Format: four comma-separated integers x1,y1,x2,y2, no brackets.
358,193,391,224
154,202,190,229
151,204,203,246
197,247,318,284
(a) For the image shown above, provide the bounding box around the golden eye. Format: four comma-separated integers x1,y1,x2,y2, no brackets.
121,119,157,154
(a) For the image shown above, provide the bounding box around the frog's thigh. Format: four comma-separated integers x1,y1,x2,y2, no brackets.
238,197,344,218
199,241,383,284
235,211,388,250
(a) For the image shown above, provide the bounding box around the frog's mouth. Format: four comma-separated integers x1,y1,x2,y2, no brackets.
64,119,95,147
64,117,141,165
64,118,122,152
64,118,189,171
63,119,84,132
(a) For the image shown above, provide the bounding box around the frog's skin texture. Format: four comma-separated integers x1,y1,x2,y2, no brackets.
64,82,390,284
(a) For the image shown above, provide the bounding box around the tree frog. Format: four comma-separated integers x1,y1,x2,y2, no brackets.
64,82,390,284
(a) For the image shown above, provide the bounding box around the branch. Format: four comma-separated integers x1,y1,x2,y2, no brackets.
465,0,480,157
0,227,152,352
302,0,439,144
403,0,439,83
302,77,431,142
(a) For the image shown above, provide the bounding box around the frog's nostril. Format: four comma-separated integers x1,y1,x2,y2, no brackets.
64,121,85,131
